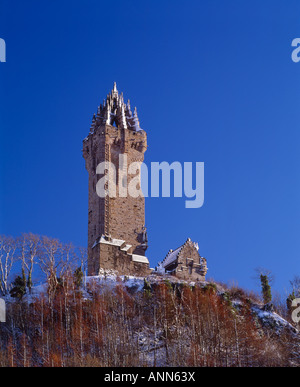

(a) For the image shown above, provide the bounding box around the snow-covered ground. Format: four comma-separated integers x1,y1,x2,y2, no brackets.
4,271,298,338
252,305,298,333
85,269,207,293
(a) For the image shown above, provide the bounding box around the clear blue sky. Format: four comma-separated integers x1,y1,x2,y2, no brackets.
0,0,300,296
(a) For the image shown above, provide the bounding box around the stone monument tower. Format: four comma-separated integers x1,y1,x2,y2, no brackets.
83,83,151,276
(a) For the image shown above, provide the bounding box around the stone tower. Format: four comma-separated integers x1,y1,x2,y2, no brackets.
83,83,151,276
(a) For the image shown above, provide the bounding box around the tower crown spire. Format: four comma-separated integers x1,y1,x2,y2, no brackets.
113,82,118,94
90,83,142,132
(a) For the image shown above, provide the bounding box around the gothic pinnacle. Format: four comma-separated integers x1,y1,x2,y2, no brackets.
89,84,143,131
113,82,118,95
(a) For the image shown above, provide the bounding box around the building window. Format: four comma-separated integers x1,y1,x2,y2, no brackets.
189,261,193,275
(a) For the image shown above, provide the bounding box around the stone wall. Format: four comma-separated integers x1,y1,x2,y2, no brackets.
83,123,148,275
161,238,207,281
176,243,207,281
88,236,151,277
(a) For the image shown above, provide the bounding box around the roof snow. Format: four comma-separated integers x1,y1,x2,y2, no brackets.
131,254,149,264
92,235,125,248
92,235,149,265
162,246,182,268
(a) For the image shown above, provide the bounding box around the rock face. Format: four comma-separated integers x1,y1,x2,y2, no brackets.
83,83,151,276
158,238,207,281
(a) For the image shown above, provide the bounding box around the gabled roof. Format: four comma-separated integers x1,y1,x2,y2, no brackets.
161,246,183,268
161,238,199,269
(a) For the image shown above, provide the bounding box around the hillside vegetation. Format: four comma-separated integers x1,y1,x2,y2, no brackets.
0,234,299,367
0,273,299,367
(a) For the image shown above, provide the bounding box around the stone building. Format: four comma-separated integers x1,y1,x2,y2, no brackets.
83,83,151,276
83,83,207,281
157,238,207,281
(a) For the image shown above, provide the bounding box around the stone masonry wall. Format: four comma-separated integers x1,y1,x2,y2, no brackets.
175,243,207,281
83,123,148,276
89,241,151,277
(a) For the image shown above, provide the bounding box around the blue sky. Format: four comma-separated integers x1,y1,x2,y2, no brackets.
0,0,300,296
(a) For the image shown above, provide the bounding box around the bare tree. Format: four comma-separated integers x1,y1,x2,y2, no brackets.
58,242,75,279
78,247,87,273
254,267,275,284
19,233,40,293
38,236,78,293
38,236,62,291
78,247,88,288
0,235,17,295
290,275,300,297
